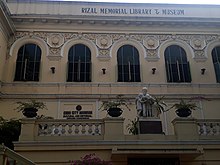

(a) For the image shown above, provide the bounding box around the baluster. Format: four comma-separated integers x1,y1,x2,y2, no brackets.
54,124,61,135
47,123,53,135
94,123,100,135
38,124,44,136
198,123,204,135
74,123,80,135
61,124,66,135
217,123,220,135
214,123,217,135
68,124,73,135
81,123,86,134
205,123,211,135
88,123,93,134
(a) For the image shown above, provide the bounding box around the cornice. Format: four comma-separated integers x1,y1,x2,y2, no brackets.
6,0,220,8
11,15,220,30
0,0,15,39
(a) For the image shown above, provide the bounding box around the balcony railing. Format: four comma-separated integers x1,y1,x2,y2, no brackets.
19,118,220,142
38,119,103,136
197,119,220,139
0,144,35,165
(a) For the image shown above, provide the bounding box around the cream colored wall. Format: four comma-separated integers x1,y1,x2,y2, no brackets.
14,142,220,165
0,30,8,81
1,0,220,137
1,2,220,164
4,32,220,84
2,29,220,133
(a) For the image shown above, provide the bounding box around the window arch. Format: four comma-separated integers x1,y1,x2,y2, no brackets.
14,44,41,81
117,45,141,82
165,45,191,82
67,44,91,82
212,46,220,83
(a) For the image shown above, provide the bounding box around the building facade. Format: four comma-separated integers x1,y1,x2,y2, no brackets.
0,0,220,164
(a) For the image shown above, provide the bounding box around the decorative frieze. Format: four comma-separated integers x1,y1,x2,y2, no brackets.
11,31,219,62
63,33,78,41
130,35,143,42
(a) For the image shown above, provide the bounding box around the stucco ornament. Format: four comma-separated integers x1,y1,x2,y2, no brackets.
143,36,159,49
96,35,112,49
190,37,206,50
97,49,111,61
47,34,64,48
193,50,207,62
145,49,159,61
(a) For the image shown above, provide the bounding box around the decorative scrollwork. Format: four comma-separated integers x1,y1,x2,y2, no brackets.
96,35,112,49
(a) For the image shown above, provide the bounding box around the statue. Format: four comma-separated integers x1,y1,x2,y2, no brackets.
136,87,156,117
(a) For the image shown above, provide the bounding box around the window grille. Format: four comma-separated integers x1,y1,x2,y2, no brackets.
117,45,141,82
14,44,41,81
165,45,191,82
67,44,91,82
212,46,220,83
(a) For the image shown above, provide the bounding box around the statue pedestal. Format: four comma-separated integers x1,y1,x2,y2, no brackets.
138,117,163,134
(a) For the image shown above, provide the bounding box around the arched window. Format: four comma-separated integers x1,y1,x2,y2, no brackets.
14,44,41,81
165,45,191,82
67,44,91,82
212,46,220,83
117,45,141,82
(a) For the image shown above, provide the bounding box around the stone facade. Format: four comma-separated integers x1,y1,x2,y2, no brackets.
0,0,220,164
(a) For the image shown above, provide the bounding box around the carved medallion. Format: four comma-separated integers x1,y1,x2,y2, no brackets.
47,34,64,48
96,35,112,49
143,36,159,49
190,37,206,50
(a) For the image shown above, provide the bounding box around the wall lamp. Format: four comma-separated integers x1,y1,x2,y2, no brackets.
50,67,55,74
152,68,156,74
102,68,106,74
201,68,206,75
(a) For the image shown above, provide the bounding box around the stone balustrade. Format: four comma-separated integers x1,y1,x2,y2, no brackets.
18,118,220,142
37,119,103,136
197,119,220,136
19,118,125,141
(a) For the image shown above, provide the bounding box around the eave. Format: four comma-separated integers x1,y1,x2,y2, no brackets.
0,0,15,39
10,14,220,33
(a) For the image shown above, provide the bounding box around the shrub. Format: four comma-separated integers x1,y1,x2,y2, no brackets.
0,116,21,149
70,153,112,165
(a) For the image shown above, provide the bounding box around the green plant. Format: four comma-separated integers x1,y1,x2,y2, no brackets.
153,96,167,114
126,118,139,135
99,95,131,111
14,100,47,112
170,98,199,110
0,116,21,149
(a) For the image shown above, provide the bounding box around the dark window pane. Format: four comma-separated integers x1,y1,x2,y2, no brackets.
165,45,191,83
14,44,41,81
212,46,220,83
117,45,141,82
67,44,91,82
